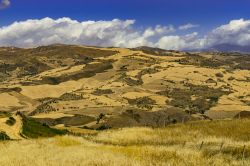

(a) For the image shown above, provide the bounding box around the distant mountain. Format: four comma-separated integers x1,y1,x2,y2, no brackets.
136,44,250,54
202,44,250,53
132,46,182,56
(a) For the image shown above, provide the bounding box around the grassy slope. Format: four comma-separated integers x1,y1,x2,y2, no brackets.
22,117,67,138
0,119,250,166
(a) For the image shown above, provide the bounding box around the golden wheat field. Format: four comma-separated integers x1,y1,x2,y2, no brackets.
0,119,249,166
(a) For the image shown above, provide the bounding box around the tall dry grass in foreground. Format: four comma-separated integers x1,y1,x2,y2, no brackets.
0,119,250,166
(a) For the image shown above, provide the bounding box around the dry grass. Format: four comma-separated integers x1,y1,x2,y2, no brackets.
0,115,23,140
54,136,81,147
0,93,21,108
90,119,250,144
0,119,250,166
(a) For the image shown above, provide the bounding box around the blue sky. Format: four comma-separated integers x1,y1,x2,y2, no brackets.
0,0,250,49
1,0,250,29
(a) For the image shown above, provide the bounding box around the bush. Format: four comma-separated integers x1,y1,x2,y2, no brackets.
158,83,230,114
96,124,110,130
228,76,235,81
215,73,224,78
5,117,16,126
0,111,11,118
96,113,105,124
127,97,156,110
209,96,219,103
0,131,10,141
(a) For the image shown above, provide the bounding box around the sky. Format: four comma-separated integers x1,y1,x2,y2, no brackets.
0,0,250,50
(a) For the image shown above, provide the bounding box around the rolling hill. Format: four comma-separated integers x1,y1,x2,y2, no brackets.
0,44,249,138
0,44,249,165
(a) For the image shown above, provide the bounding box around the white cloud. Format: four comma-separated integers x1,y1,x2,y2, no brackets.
143,25,175,38
0,0,10,9
0,17,174,48
156,32,205,50
0,17,250,50
179,23,199,30
205,18,250,47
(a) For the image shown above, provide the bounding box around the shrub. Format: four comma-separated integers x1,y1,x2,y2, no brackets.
5,117,16,126
0,131,10,141
127,97,156,110
96,113,105,124
96,124,110,130
215,73,224,78
158,83,230,114
228,76,235,81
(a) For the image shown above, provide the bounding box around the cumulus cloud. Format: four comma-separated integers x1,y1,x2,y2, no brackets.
165,19,250,50
143,25,175,38
205,19,250,47
0,17,175,48
156,32,205,50
178,23,200,30
0,17,250,50
0,0,10,9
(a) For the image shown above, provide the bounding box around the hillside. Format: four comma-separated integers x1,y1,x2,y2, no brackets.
0,45,249,135
0,119,249,166
0,45,249,165
0,112,67,140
